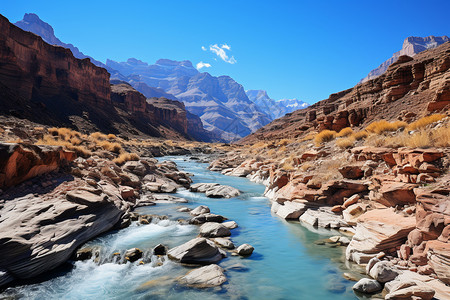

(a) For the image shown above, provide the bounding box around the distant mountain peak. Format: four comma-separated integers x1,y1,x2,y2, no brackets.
359,35,449,83
155,59,195,69
246,90,309,120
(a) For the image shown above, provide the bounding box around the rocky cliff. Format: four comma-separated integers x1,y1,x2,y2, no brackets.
360,36,449,83
241,42,450,144
110,83,212,141
0,14,111,108
0,14,211,141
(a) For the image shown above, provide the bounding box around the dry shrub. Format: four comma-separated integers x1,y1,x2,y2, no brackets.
432,125,450,147
107,134,117,140
336,137,355,149
90,132,107,140
336,127,353,137
407,114,445,131
251,141,267,149
314,130,337,146
278,138,292,146
267,149,276,157
113,152,139,165
352,131,368,140
48,127,81,140
97,140,122,153
36,134,91,157
69,137,83,146
366,120,407,135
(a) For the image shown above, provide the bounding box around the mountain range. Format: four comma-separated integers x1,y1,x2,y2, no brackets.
246,90,309,120
13,14,278,141
359,35,449,83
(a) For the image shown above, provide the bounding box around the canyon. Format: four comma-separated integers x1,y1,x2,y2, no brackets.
0,8,449,300
0,14,210,141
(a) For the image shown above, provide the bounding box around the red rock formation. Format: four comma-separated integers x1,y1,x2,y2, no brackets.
240,42,450,144
0,14,111,107
0,143,75,189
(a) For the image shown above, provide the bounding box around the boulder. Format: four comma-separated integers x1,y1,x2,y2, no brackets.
342,203,365,226
190,183,240,198
369,261,399,283
124,248,143,262
352,278,382,293
190,205,210,216
376,182,416,207
222,221,238,229
339,166,364,179
212,238,235,249
189,213,227,225
273,201,307,219
199,223,231,238
168,238,224,264
346,208,416,264
299,208,348,228
179,264,227,288
153,244,167,256
236,244,254,256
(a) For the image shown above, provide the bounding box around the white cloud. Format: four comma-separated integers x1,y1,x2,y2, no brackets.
201,46,207,51
209,44,237,64
196,61,211,70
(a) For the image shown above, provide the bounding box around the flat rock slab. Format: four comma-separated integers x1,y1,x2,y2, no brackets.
179,264,227,288
199,223,231,238
190,183,240,198
168,237,225,264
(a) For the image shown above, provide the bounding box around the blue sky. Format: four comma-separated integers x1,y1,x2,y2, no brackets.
1,0,449,103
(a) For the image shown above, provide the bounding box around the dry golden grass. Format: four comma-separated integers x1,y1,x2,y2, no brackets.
336,137,355,149
107,134,117,140
36,134,92,157
432,125,450,147
278,138,293,146
407,114,446,131
48,127,81,140
250,141,267,149
6,138,23,143
336,127,353,137
96,140,122,153
364,120,450,148
113,152,140,165
314,130,337,146
90,132,108,140
365,120,407,135
352,131,369,140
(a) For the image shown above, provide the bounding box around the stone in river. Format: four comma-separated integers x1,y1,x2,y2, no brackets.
236,244,254,256
352,278,382,293
179,264,227,288
199,223,231,238
168,238,225,264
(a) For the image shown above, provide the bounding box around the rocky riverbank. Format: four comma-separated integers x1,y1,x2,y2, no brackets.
208,139,450,298
0,119,236,289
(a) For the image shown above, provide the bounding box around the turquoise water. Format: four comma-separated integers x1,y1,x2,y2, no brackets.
2,156,362,299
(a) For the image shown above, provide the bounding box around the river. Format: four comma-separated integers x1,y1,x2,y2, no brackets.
2,156,362,299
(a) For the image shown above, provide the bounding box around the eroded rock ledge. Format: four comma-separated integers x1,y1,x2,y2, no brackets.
0,142,193,288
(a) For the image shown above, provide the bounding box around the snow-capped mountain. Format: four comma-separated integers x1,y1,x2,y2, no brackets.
246,90,310,120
